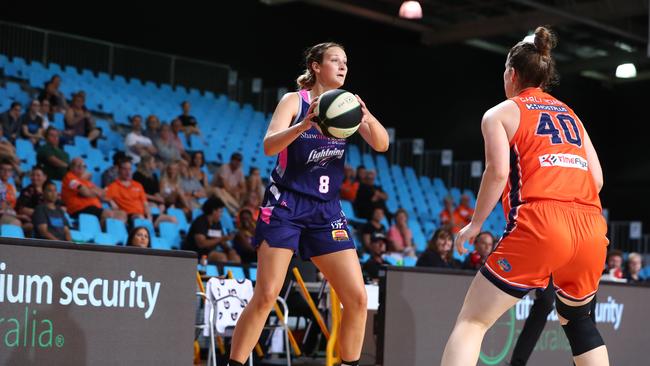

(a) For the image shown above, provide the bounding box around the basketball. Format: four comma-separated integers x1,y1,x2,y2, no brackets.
314,89,362,139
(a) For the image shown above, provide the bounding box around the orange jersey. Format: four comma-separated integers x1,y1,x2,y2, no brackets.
62,172,102,215
106,180,147,215
503,88,601,225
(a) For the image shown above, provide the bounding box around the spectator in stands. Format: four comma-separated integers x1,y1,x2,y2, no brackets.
234,209,257,264
603,249,624,279
133,154,165,211
245,167,265,202
189,151,209,188
0,125,21,173
354,169,389,221
624,252,644,283
62,157,127,224
125,114,157,164
387,208,416,257
463,231,494,271
178,101,200,136
210,152,245,215
454,194,474,228
16,166,47,220
64,91,101,146
106,160,176,227
101,151,131,188
355,165,366,184
38,75,67,112
182,197,240,264
239,191,261,222
361,207,388,252
362,232,388,283
126,226,151,248
0,101,22,142
169,118,192,159
32,180,71,241
39,99,52,128
180,160,206,210
20,100,45,145
340,165,359,202
416,228,460,269
440,196,459,233
155,123,186,164
160,161,189,213
37,127,69,180
0,161,21,226
143,114,161,141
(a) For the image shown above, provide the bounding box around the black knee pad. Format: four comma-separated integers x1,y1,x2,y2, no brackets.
555,298,604,356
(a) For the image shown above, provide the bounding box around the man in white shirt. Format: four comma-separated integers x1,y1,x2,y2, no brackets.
125,114,157,164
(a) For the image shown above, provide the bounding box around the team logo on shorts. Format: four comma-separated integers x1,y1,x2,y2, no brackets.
497,258,512,272
331,230,349,241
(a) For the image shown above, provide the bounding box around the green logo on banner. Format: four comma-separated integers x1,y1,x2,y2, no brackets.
0,306,62,349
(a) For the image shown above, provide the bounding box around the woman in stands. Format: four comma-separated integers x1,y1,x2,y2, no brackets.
126,226,150,248
228,43,389,366
441,26,609,365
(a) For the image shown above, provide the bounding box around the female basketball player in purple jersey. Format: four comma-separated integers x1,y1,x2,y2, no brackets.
227,43,389,366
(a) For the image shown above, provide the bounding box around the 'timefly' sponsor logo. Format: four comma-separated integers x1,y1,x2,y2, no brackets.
539,153,588,171
306,148,345,166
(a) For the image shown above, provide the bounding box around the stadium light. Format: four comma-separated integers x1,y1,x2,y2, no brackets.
399,1,423,19
615,63,637,78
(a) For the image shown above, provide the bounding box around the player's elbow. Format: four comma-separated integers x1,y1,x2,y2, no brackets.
263,139,277,156
485,163,509,182
374,141,389,153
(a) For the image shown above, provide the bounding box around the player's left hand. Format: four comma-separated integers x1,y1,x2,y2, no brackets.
355,94,378,126
454,222,481,255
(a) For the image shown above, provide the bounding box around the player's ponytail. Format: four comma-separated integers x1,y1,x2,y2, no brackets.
507,26,559,91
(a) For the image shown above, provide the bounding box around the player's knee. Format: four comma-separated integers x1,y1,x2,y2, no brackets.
341,287,367,312
252,286,281,310
555,298,604,356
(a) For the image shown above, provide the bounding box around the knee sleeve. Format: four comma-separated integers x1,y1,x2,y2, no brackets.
555,298,604,356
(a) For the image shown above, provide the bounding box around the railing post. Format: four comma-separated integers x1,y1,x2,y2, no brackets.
170,55,176,87
42,31,48,65
108,44,114,76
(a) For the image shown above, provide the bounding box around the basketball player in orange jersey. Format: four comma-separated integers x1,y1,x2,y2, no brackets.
441,26,609,366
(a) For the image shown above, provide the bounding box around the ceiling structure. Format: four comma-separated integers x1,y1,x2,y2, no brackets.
261,0,649,83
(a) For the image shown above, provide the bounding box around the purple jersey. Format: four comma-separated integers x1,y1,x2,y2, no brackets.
271,89,347,201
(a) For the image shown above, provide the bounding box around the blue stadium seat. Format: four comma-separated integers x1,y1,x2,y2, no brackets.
94,232,118,246
79,213,101,242
221,210,235,233
133,218,155,236
403,256,417,267
205,265,219,277
167,208,189,232
151,236,172,250
1,224,24,238
248,267,257,282
159,222,181,249
106,218,128,245
223,265,246,280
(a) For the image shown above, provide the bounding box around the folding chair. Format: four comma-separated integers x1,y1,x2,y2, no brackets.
199,278,292,366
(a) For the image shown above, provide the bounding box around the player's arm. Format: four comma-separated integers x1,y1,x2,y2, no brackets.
455,102,513,253
356,95,389,152
263,93,316,156
582,127,603,193
472,106,511,227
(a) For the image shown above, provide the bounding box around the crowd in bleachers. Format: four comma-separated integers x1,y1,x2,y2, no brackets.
1,53,647,285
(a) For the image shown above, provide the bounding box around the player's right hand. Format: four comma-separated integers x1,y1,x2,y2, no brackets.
454,222,480,255
298,97,319,132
